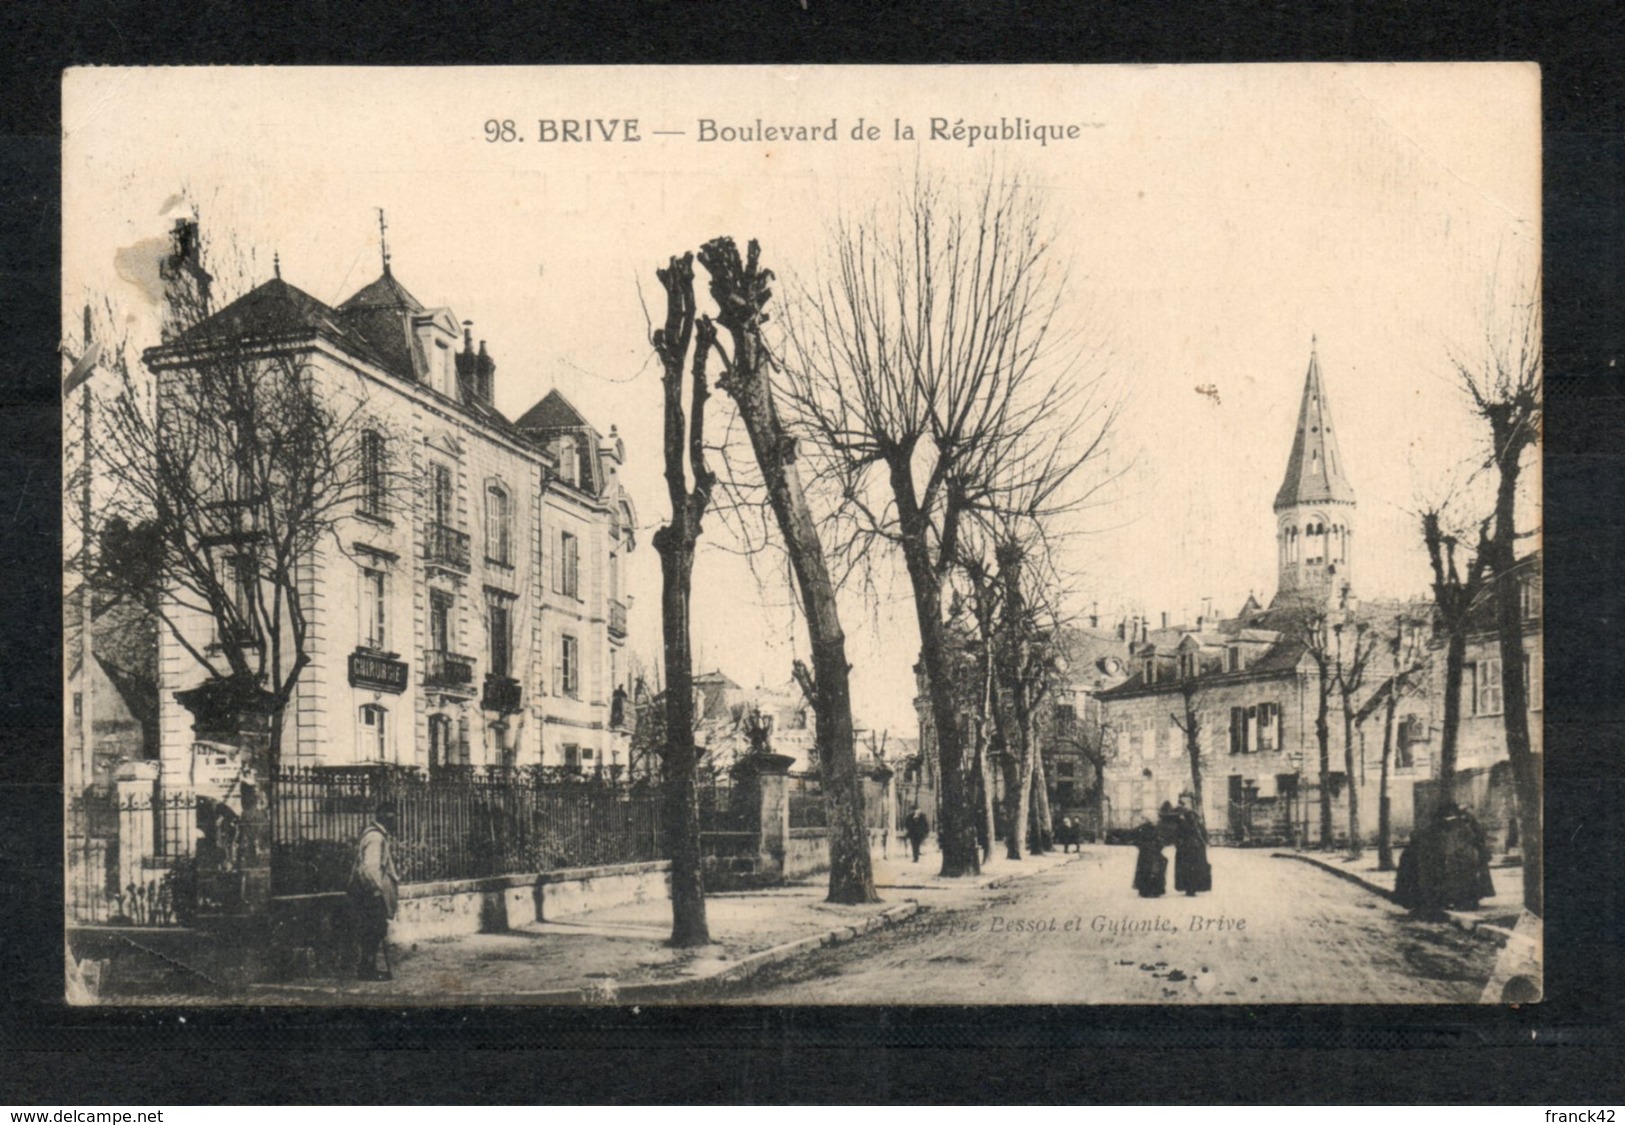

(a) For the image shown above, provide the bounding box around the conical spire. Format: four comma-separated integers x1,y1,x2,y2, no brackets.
1273,340,1355,511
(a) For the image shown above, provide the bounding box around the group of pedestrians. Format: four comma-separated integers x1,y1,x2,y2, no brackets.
1131,794,1212,898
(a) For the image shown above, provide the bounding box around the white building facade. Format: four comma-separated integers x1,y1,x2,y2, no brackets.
149,250,636,782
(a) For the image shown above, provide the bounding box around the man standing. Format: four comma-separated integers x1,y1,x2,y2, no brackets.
348,805,400,981
904,807,931,863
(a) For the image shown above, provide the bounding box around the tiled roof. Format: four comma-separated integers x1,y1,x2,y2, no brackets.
338,268,426,312
1274,345,1357,510
516,388,590,431
1099,636,1309,698
158,277,386,368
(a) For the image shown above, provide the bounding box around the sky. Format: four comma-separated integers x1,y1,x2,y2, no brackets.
62,64,1541,735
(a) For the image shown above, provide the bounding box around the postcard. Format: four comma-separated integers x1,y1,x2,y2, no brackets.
62,64,1541,1005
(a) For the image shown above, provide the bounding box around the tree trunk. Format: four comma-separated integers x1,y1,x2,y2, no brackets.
973,629,997,862
1315,673,1333,849
652,252,712,948
656,533,710,946
1439,629,1467,787
1029,728,1054,854
702,238,877,905
1183,690,1206,830
1378,689,1398,871
893,475,978,876
1342,702,1363,858
1486,415,1541,916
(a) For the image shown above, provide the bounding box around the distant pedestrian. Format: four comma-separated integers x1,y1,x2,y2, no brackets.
1131,820,1167,898
904,807,931,863
1058,816,1079,853
348,805,400,981
1172,793,1212,896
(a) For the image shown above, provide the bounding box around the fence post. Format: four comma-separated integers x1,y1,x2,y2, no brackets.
113,761,160,910
174,677,277,921
732,753,794,879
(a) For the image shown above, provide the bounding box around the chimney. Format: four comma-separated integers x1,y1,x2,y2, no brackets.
455,322,478,398
1160,611,1169,631
1197,614,1206,631
1116,621,1127,641
476,340,495,405
158,218,214,339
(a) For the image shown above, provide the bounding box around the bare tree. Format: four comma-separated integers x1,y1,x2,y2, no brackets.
781,172,1116,877
1357,614,1428,871
1170,679,1206,831
696,237,877,905
1330,614,1381,859
649,252,715,947
1420,508,1491,787
1296,611,1338,849
1454,279,1542,916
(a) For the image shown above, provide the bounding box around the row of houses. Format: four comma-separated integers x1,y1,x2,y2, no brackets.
915,345,1542,849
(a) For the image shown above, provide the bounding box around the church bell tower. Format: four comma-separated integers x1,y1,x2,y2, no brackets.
1272,340,1357,606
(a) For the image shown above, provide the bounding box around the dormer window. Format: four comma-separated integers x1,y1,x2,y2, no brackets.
1179,652,1198,679
436,339,452,394
559,435,579,487
1227,646,1242,673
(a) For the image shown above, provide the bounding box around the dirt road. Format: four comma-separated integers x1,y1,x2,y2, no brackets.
712,846,1498,1004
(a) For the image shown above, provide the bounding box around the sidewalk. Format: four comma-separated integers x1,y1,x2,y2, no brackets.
249,845,1078,1004
1274,848,1527,940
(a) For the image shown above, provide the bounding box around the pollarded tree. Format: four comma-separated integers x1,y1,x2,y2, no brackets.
649,252,716,947
1453,275,1542,915
780,171,1117,877
695,237,877,905
1420,506,1491,788
1330,614,1381,859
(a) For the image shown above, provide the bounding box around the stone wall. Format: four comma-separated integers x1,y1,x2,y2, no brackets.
267,860,670,973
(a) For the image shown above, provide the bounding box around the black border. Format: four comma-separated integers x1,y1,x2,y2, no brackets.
3,1,1622,1105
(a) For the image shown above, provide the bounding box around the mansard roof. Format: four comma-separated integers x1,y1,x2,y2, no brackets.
1274,344,1356,511
156,276,387,368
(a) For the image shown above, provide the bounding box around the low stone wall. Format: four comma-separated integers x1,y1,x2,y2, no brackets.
785,828,830,880
268,860,671,973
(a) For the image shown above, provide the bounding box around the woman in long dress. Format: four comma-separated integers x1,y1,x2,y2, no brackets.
1172,794,1212,896
1131,820,1167,898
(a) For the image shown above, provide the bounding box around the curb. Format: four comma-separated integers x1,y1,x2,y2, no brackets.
1271,851,1396,902
249,901,925,1005
1272,851,1513,946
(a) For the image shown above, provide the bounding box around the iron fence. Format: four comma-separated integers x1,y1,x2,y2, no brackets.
788,772,826,829
270,766,665,895
66,790,197,926
696,773,746,833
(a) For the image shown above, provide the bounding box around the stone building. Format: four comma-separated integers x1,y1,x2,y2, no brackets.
147,236,636,782
1095,345,1431,845
1415,549,1542,851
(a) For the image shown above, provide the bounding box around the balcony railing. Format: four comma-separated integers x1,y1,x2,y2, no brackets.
424,522,471,572
349,650,409,694
608,599,628,638
482,673,523,715
424,649,476,692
